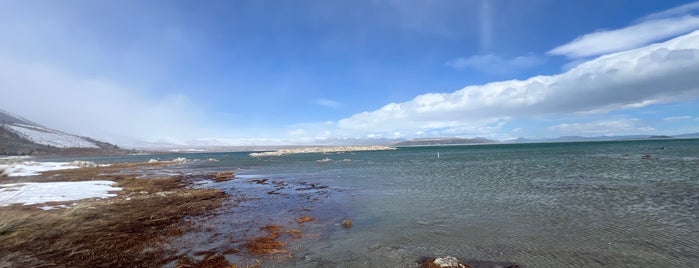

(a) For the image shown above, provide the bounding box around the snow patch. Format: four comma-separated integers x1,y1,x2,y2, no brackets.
0,181,121,206
0,161,80,177
5,124,98,148
0,160,100,177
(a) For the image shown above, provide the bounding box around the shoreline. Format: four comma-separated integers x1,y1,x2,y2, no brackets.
0,161,231,267
0,159,348,267
249,145,395,157
0,155,529,267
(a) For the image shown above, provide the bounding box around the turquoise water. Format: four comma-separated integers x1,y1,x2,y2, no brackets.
62,139,699,267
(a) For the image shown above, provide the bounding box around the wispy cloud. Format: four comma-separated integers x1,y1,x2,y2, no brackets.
640,1,699,21
336,30,699,137
547,119,654,136
446,54,544,74
549,3,699,58
479,0,493,50
663,115,693,121
315,98,343,109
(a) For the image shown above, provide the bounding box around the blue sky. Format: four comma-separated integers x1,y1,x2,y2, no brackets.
1,0,699,146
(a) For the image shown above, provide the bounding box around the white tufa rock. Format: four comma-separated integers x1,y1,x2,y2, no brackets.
433,256,466,268
147,159,159,163
316,158,334,163
249,145,395,157
70,160,97,168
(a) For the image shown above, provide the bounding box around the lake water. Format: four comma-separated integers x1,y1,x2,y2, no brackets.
67,139,699,267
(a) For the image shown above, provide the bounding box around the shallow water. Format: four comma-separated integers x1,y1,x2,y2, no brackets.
60,139,699,267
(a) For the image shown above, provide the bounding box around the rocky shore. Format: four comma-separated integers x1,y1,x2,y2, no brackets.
249,145,395,157
0,159,349,267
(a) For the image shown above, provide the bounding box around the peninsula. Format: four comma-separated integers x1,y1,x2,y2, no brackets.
249,145,395,157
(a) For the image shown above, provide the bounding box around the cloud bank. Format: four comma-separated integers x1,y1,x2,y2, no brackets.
336,30,699,137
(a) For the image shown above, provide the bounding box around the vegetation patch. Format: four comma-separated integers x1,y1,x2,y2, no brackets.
0,164,228,267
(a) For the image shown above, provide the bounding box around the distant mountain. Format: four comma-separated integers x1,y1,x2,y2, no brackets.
392,137,495,147
674,133,699,139
505,133,699,144
0,108,125,155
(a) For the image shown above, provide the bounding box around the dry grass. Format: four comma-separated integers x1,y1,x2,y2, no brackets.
296,216,314,224
244,225,288,255
0,163,228,268
175,253,233,268
213,171,235,182
243,224,307,256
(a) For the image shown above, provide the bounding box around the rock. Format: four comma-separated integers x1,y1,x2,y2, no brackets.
147,159,159,163
172,157,187,163
433,256,468,268
342,219,352,228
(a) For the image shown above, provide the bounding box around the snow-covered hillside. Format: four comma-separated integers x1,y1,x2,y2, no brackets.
0,108,125,155
4,123,98,148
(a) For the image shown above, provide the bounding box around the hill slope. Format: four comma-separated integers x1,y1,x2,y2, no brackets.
0,108,124,155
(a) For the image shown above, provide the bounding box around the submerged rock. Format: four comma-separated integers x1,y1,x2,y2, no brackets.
434,256,467,268
297,216,315,224
418,256,471,268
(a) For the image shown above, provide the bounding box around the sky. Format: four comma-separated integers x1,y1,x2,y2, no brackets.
1,0,699,147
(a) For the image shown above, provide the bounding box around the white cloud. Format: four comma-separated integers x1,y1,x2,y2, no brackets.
315,98,343,108
549,5,699,58
547,119,654,136
337,30,699,137
446,54,544,74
